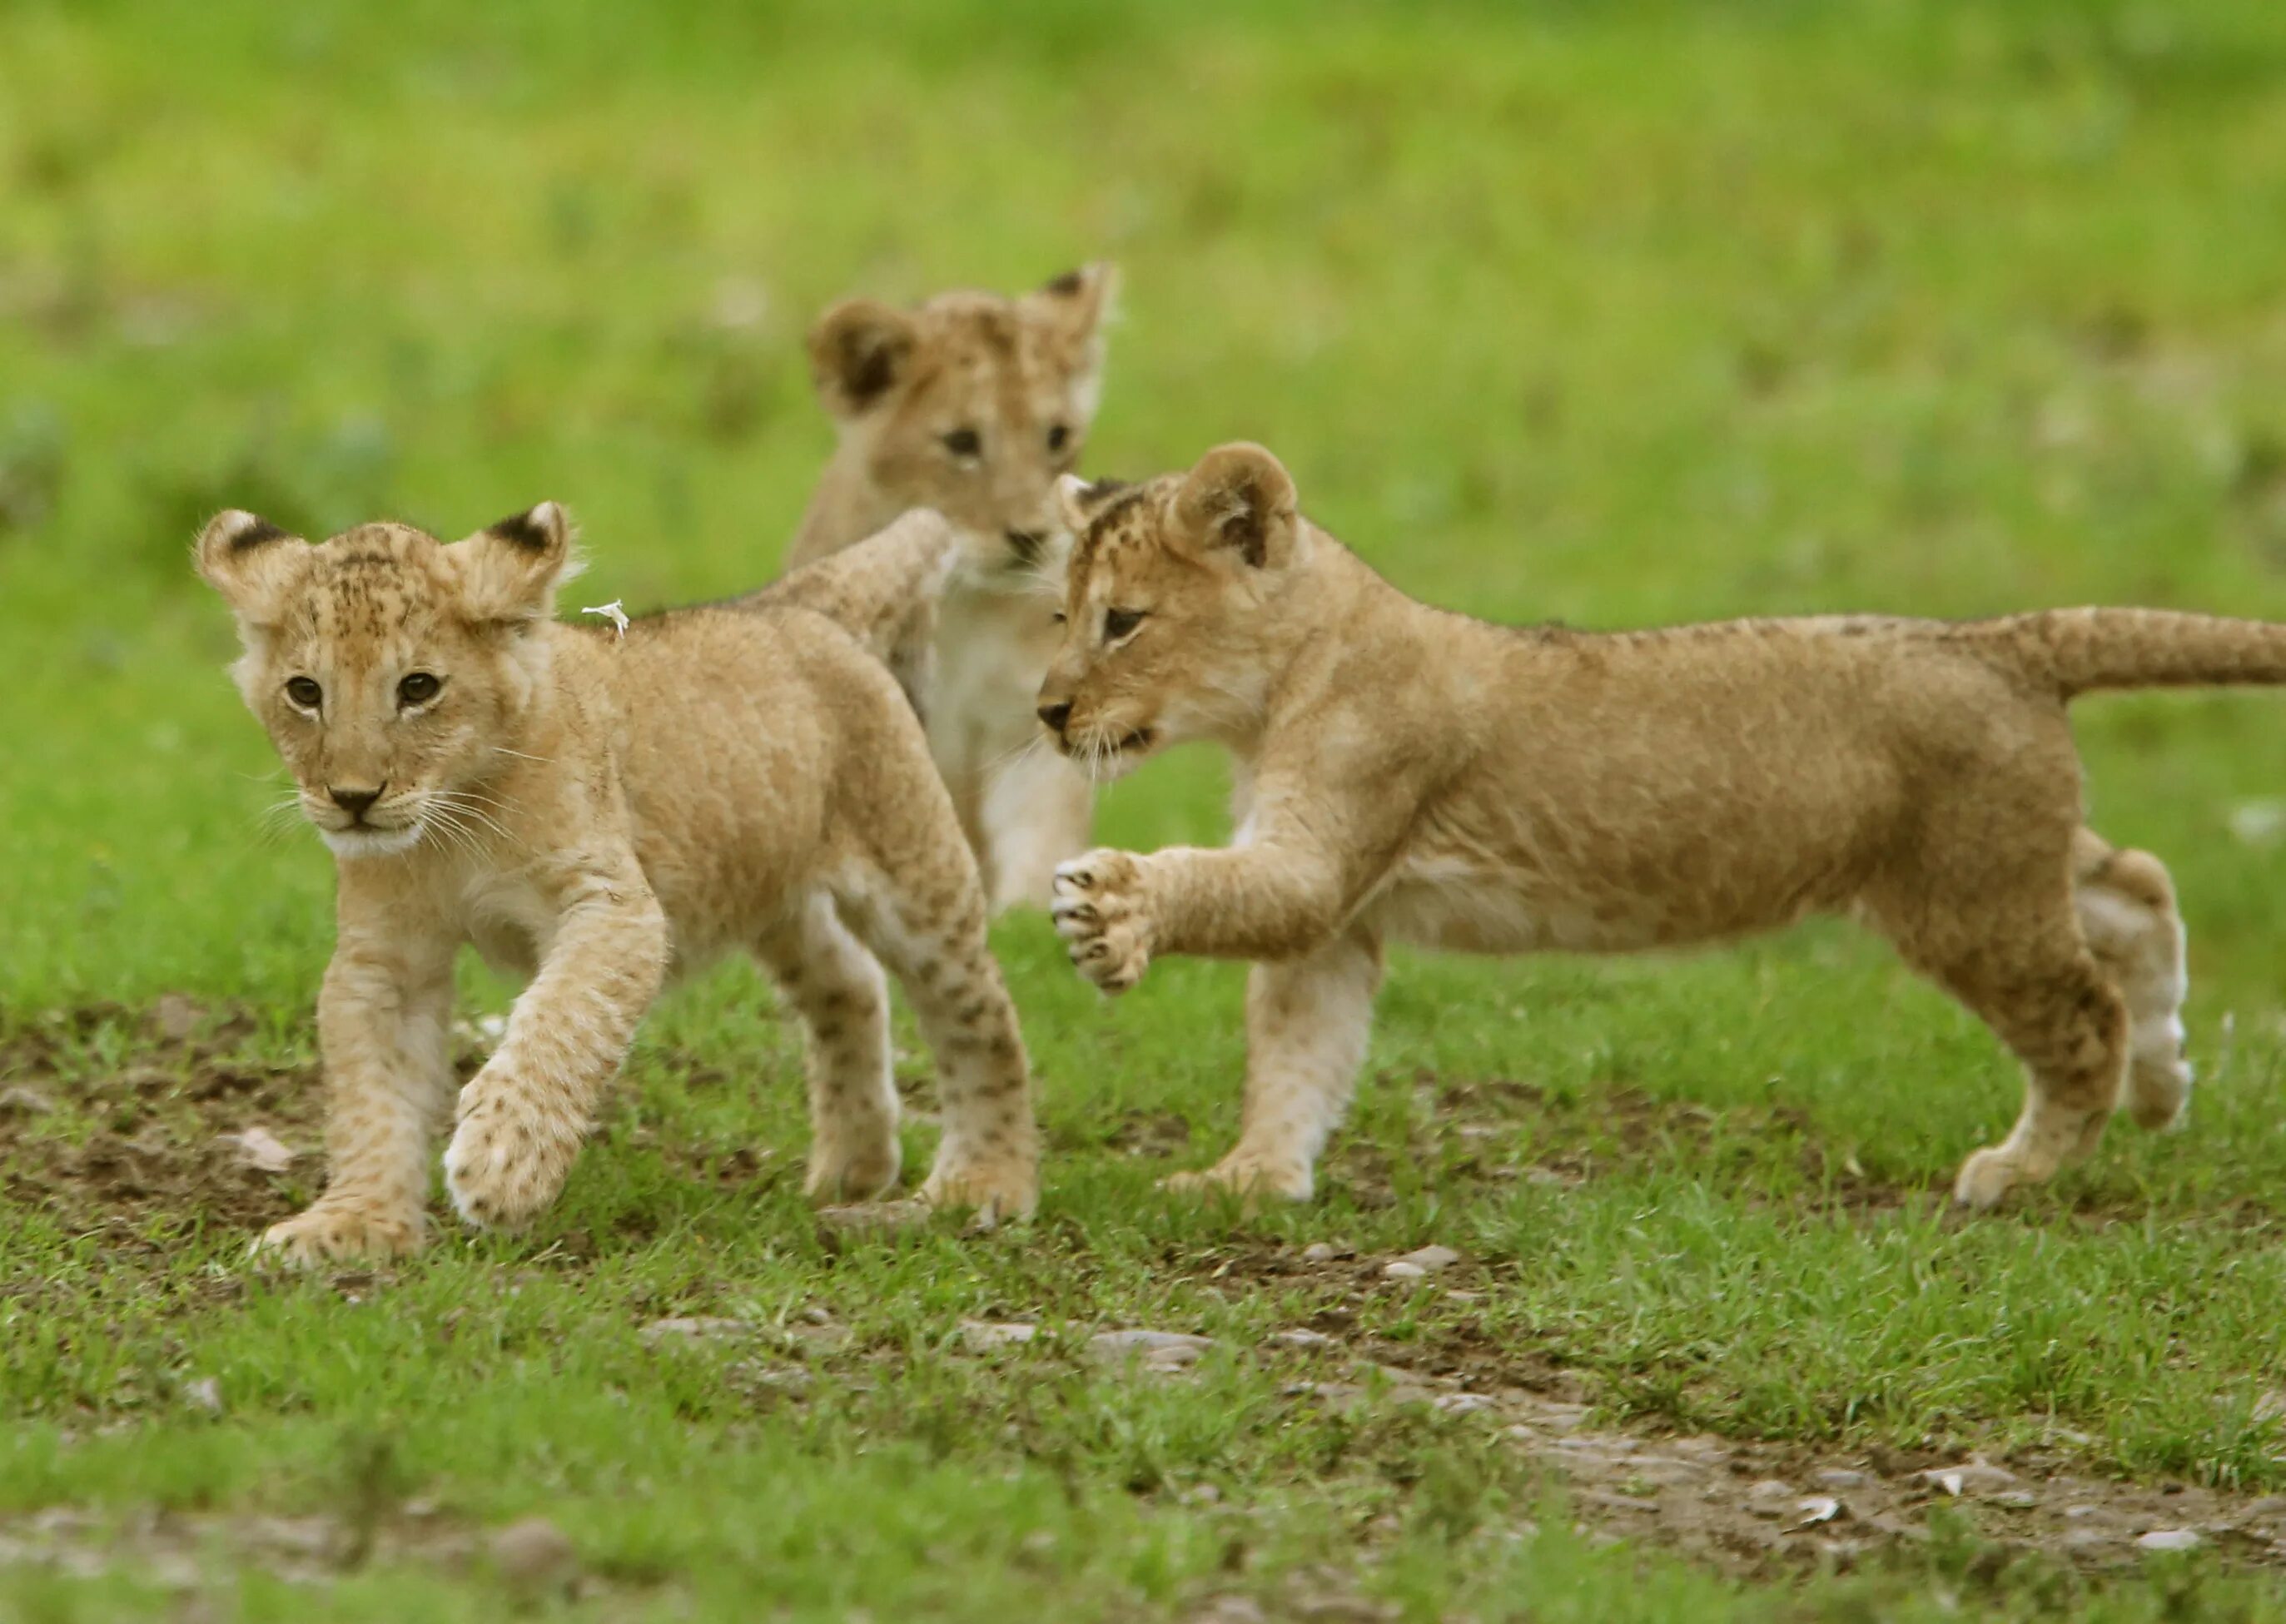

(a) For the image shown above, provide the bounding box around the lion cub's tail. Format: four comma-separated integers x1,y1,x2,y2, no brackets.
736,509,964,713
1974,608,2286,699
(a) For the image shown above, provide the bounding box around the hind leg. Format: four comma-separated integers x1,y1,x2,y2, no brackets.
1945,946,2129,1209
832,844,1038,1227
753,891,902,1204
2073,829,2192,1131
1886,874,2130,1209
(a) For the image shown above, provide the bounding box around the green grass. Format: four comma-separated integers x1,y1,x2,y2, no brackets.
8,0,2286,1617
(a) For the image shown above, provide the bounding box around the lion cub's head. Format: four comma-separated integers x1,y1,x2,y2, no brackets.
808,265,1116,571
196,504,579,861
1035,444,1305,777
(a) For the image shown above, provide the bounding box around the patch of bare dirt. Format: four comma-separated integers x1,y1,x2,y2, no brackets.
1,1001,318,1247
0,999,492,1254
1144,1236,2286,1579
0,1502,639,1604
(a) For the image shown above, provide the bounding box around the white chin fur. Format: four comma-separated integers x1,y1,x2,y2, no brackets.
320,824,425,861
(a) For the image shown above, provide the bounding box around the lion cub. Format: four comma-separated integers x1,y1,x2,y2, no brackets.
1035,443,2284,1210
786,266,1116,911
197,504,1036,1263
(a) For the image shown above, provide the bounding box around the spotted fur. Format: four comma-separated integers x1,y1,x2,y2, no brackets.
783,266,1117,911
197,506,1036,1264
1036,443,2263,1210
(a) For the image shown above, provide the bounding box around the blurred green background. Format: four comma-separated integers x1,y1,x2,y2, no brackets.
7,0,2286,1013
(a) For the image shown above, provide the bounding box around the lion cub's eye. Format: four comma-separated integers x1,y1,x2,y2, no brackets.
1046,423,1071,454
285,677,322,711
1103,608,1146,640
941,427,982,459
398,672,443,708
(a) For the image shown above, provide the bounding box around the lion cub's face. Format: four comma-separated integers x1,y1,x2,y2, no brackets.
809,266,1115,571
196,504,577,861
1035,444,1303,777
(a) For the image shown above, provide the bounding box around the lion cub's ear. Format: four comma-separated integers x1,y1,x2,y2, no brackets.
808,298,920,419
1054,472,1130,537
194,510,305,627
450,502,581,626
1026,263,1117,416
1173,444,1299,570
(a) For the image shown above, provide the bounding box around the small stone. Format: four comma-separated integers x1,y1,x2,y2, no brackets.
2255,1390,2286,1423
1089,1329,1213,1368
1290,1596,1396,1622
1790,1496,1843,1528
2136,1529,2202,1553
1190,1599,1268,1624
1382,1244,1460,1279
737,1362,813,1393
815,1199,932,1241
490,1516,579,1593
153,993,201,1042
0,1085,55,1117
1921,1459,2016,1497
638,1316,748,1343
1300,1243,1340,1264
1743,1479,1799,1517
1990,1489,2040,1510
960,1320,1038,1351
1434,1393,1498,1417
1813,1469,1872,1491
1270,1329,1335,1349
181,1376,222,1414
225,1126,296,1174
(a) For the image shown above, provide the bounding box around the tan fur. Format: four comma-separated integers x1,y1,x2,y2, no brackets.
785,266,1115,911
197,505,1036,1264
1033,444,2283,1209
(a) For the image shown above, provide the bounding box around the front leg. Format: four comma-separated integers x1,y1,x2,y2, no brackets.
1051,836,1356,994
1167,924,1384,1205
1049,849,1156,992
443,864,668,1230
257,918,456,1265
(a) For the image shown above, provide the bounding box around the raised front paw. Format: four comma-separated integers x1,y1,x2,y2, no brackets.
917,1149,1039,1229
442,1080,586,1231
1051,849,1153,995
254,1199,429,1265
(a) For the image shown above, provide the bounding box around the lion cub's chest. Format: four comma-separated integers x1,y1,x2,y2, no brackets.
460,875,557,982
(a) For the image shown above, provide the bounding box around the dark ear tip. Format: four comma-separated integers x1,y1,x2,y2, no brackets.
485,504,564,553
198,510,292,558
1043,268,1087,297
230,516,291,552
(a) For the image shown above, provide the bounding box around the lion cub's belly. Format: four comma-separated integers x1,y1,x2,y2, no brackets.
1364,855,1672,955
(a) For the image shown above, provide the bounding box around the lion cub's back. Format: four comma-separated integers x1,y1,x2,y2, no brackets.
585,608,905,946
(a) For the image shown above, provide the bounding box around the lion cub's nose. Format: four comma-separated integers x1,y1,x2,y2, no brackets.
328,784,384,818
1006,529,1046,564
1036,702,1071,737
